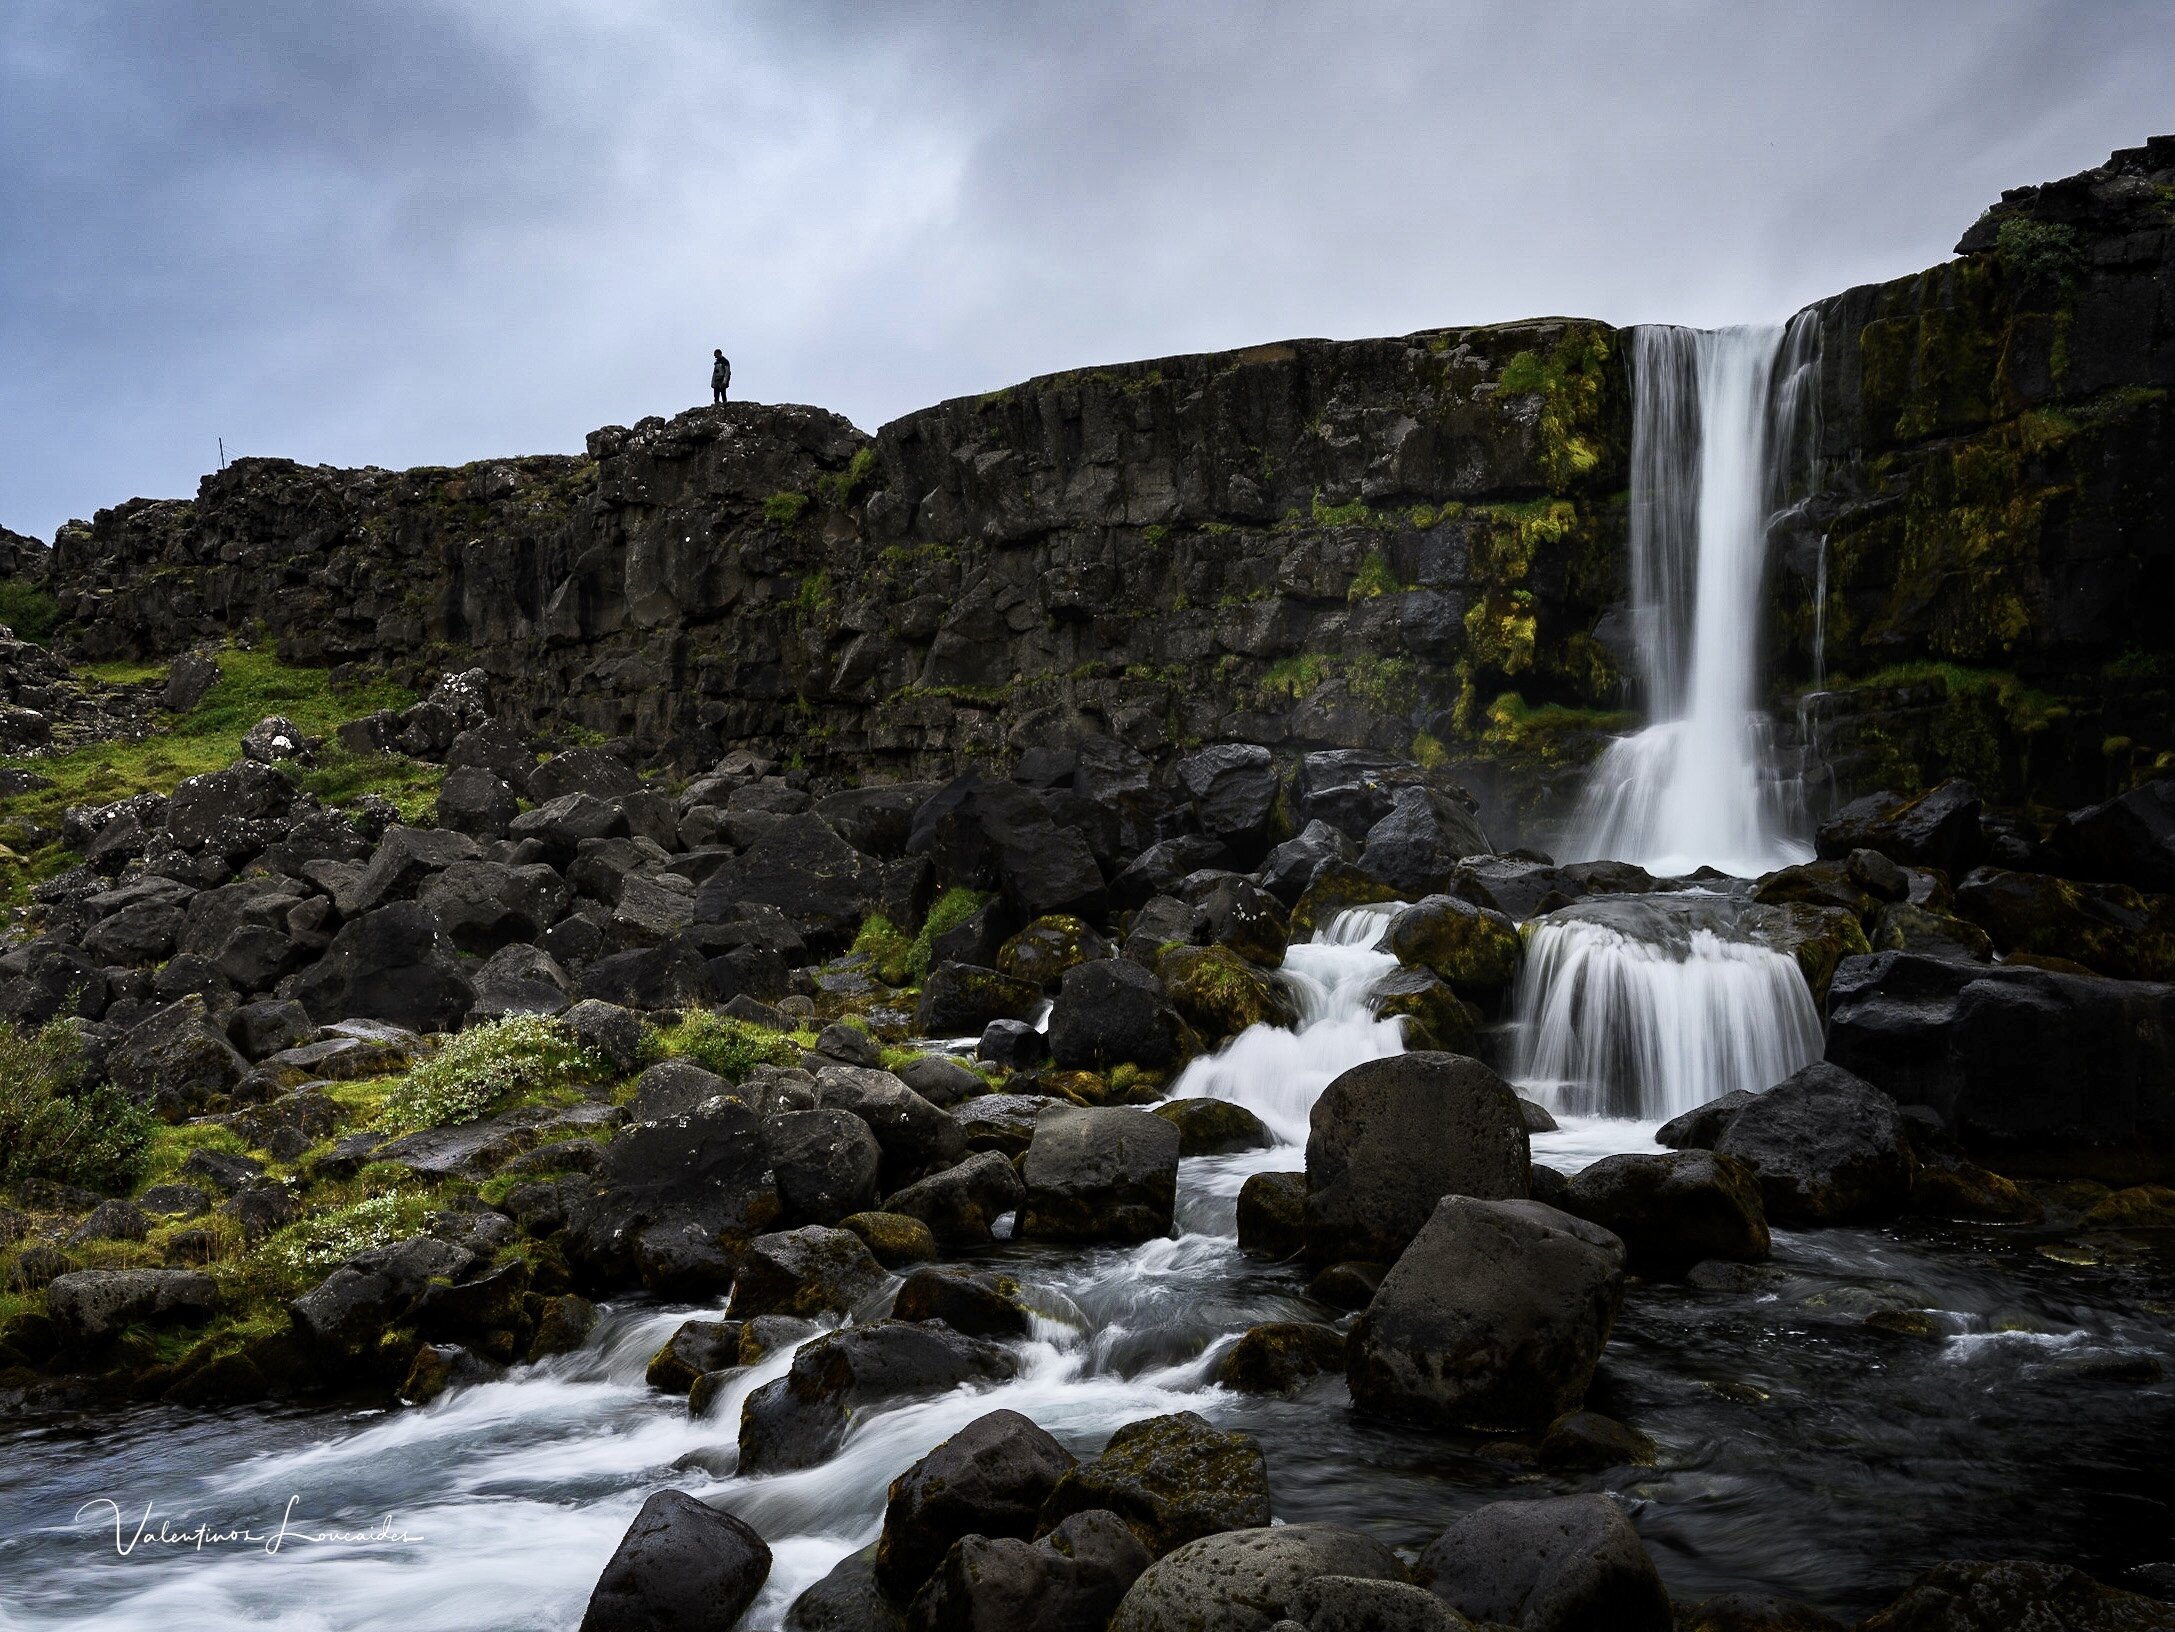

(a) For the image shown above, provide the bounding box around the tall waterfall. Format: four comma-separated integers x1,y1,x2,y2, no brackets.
1570,319,1821,879
1505,895,1823,1121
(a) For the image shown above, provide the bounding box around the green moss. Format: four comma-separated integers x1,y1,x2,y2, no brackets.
1310,491,1372,528
1462,591,1538,676
818,446,877,508
1143,524,1172,548
1259,653,1330,702
1348,551,1399,601
1344,655,1417,712
762,491,810,527
851,913,916,987
1469,691,1635,760
654,1010,799,1082
1994,216,2084,299
1493,327,1611,488
905,886,992,980
0,582,60,644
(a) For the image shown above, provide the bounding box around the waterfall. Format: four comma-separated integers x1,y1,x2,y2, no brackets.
1503,894,1822,1121
1167,904,1407,1145
1569,318,1821,879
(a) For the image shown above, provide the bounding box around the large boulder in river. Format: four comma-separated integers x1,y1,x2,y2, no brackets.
1357,786,1492,898
911,1509,1151,1632
1711,1063,1916,1225
1815,780,1986,879
1156,944,1296,1045
578,1488,770,1632
1348,1197,1625,1430
1046,959,1198,1072
815,1064,967,1188
1110,1524,1410,1632
883,1150,1026,1246
763,1108,882,1225
737,1320,1017,1474
730,1225,887,1319
1558,1150,1770,1277
1041,1411,1271,1558
282,901,475,1034
916,962,1045,1037
1020,1105,1180,1243
1825,951,2175,1182
1385,893,1523,1004
1305,1052,1529,1263
1856,1558,2175,1632
875,1407,1077,1598
1418,1494,1670,1632
1951,865,2175,982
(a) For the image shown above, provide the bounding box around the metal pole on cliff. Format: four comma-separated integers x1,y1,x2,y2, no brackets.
218,437,227,470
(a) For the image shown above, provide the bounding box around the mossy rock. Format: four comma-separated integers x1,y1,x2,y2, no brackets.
1290,864,1402,941
1156,945,1297,1046
1751,901,1873,1008
1910,1159,2043,1223
1383,894,1522,1000
1236,1171,1306,1259
1153,1098,1273,1157
1214,1320,1346,1394
838,1210,939,1268
1367,966,1478,1053
1953,867,2175,983
997,915,1111,993
2084,1184,2175,1228
1036,1069,1114,1107
1871,902,1995,962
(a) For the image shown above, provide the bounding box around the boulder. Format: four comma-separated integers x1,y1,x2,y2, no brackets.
998,915,1112,992
1369,966,1478,1053
578,1489,770,1632
816,1065,969,1186
1815,780,1986,879
283,901,475,1034
1856,1559,2175,1631
1047,959,1197,1073
629,1058,731,1122
785,1549,907,1632
164,761,296,855
1385,894,1523,1003
1293,1576,1472,1632
419,859,570,954
876,1407,1077,1597
290,1235,475,1361
695,813,881,948
1558,1151,1769,1277
918,963,1046,1038
1418,1494,1670,1632
645,1318,744,1395
1713,1063,1916,1225
532,746,640,804
1021,1106,1180,1243
731,1226,888,1319
1952,866,2175,982
1156,945,1297,1045
340,825,483,917
1196,877,1290,968
953,1094,1047,1158
45,1269,218,1346
892,1263,1032,1339
107,995,249,1118
435,766,520,840
1236,1171,1306,1259
1305,1052,1529,1263
1357,787,1491,899
2051,777,2175,895
884,1152,1027,1246
1213,1321,1346,1394
1348,1197,1625,1430
1260,819,1358,906
896,1053,988,1108
1655,1089,1759,1151
162,651,220,713
979,1018,1049,1069
909,1510,1151,1632
763,1108,883,1225
908,773,1108,921
469,942,575,1019
838,1211,938,1268
737,1321,1018,1474
1109,1524,1408,1632
1041,1411,1270,1558
579,940,713,1011
1152,1098,1273,1156
509,792,628,864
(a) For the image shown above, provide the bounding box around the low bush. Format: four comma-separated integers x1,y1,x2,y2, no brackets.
0,1018,154,1195
654,1011,800,1082
261,1190,440,1278
381,1016,608,1131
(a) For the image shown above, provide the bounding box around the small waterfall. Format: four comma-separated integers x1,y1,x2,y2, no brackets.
1504,895,1822,1121
1570,317,1821,879
1167,904,1407,1145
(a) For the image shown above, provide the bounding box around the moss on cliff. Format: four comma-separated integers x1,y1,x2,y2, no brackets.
1494,326,1612,489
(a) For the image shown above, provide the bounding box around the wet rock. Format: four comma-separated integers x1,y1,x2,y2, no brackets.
1953,866,2175,982
1109,1524,1409,1632
816,1064,968,1187
528,1293,598,1359
1040,1410,1270,1558
577,1488,770,1632
894,1054,989,1109
1857,1559,2172,1632
1870,902,1995,962
917,963,1046,1037
765,1108,883,1225
1348,1197,1625,1430
910,1509,1152,1632
1307,1260,1387,1310
1369,966,1478,1054
953,1094,1046,1157
1236,1171,1306,1259
646,1318,746,1395
1418,1494,1670,1632
1816,780,1986,880
1153,1097,1273,1156
1557,1150,1769,1278
838,1210,938,1267
1655,1089,1759,1151
1538,1410,1657,1471
786,1548,906,1632
876,1407,1078,1597
1517,1096,1559,1133
1385,894,1523,1003
2051,777,2175,896
894,1263,1032,1339
1261,820,1358,906
1047,958,1198,1073
1305,1051,1529,1263
46,1269,218,1346
731,1225,887,1319
1713,1063,1916,1224
1214,1321,1346,1394
1156,944,1297,1045
999,915,1112,992
884,1151,1028,1246
979,1017,1049,1069
290,1236,478,1364
400,1342,499,1405
1358,787,1492,900
738,1320,1018,1474
1677,1594,1846,1631
1021,1105,1181,1243
1292,1576,1472,1632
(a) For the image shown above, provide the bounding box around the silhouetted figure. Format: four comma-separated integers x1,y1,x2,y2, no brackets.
712,349,731,405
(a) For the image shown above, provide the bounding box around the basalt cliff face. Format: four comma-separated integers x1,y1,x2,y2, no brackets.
16,138,2175,841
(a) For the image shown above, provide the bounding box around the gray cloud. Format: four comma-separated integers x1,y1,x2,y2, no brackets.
1,0,2165,539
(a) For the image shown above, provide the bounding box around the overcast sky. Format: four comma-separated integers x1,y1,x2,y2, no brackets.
1,1,2165,542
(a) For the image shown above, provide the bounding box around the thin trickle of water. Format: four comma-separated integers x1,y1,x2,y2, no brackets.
1571,319,1820,879
1165,904,1408,1145
1503,896,1823,1121
1810,531,1829,692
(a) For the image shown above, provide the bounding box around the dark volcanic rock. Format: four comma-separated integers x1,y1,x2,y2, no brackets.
1020,1105,1181,1243
1418,1494,1670,1632
910,1510,1151,1632
283,901,475,1033
1046,958,1197,1073
738,1320,1017,1474
1856,1559,2175,1631
1040,1410,1271,1559
1108,1524,1408,1632
578,1489,770,1632
730,1225,887,1319
876,1407,1077,1597
883,1151,1026,1246
1558,1150,1770,1277
1712,1063,1916,1225
764,1108,883,1225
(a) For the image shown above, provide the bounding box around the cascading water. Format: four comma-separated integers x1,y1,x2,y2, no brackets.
1164,903,1407,1146
1570,319,1821,879
1503,894,1823,1123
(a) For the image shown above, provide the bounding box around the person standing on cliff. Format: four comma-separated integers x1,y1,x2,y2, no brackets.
711,349,731,405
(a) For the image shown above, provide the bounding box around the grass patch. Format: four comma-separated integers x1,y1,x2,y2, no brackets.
653,1010,800,1083
1348,551,1399,601
381,1016,611,1132
763,491,810,527
1838,661,2069,735
851,913,916,987
908,886,992,981
0,1018,155,1195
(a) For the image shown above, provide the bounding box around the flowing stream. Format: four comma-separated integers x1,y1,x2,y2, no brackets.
1571,321,1820,878
2,910,2172,1628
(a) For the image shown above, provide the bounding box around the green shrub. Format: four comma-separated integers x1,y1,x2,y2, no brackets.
382,1016,608,1132
0,1019,154,1195
0,582,60,644
655,1010,801,1082
852,913,916,986
908,886,992,980
262,1190,440,1278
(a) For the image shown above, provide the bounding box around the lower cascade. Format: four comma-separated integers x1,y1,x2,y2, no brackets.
1503,894,1823,1121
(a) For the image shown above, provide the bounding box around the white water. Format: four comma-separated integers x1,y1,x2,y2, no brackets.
1165,903,1408,1145
1503,896,1823,1122
1570,321,1820,879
